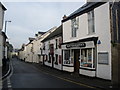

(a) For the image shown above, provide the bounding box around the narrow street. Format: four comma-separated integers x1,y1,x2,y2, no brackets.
2,58,97,89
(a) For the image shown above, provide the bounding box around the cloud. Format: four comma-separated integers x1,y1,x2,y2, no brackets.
3,2,85,48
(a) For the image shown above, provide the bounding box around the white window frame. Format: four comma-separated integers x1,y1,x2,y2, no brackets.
80,48,95,69
63,49,73,66
88,10,95,35
71,17,79,37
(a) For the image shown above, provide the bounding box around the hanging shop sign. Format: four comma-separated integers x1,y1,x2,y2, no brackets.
66,43,86,48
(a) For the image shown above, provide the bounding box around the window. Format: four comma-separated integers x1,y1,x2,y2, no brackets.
50,44,54,54
88,10,95,34
44,55,48,62
58,37,62,48
55,54,58,65
71,17,79,37
43,43,45,50
64,50,70,64
64,50,70,60
48,53,51,63
48,41,50,50
59,55,62,64
98,52,109,65
80,48,95,68
55,39,58,49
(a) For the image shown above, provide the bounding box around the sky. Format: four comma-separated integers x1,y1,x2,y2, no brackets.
2,1,85,49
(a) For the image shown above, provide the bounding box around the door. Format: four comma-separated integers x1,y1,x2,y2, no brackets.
52,54,54,68
74,49,80,73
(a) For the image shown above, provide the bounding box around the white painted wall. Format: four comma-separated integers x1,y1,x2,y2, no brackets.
94,3,111,80
0,4,4,30
0,3,5,67
25,43,33,63
62,2,111,80
0,31,3,67
43,36,62,70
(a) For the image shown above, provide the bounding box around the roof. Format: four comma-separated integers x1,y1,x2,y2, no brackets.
62,37,98,45
0,3,7,11
38,31,46,35
41,25,62,42
62,2,106,22
2,32,7,39
29,37,35,43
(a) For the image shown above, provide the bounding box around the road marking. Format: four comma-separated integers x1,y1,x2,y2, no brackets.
35,68,100,90
7,78,12,90
2,61,13,89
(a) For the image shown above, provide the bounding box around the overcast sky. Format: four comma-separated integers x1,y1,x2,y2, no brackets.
2,1,85,49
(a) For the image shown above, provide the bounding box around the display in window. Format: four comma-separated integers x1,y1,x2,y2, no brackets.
64,50,71,64
80,49,94,68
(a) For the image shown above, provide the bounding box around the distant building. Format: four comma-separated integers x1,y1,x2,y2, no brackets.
41,25,63,70
18,27,57,63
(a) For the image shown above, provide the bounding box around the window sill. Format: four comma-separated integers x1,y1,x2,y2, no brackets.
87,32,96,36
80,66,95,70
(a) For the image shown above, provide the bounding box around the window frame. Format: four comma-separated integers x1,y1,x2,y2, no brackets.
80,48,95,69
98,52,109,65
88,10,95,35
71,17,79,37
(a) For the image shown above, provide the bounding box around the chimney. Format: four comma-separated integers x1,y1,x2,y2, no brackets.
35,34,38,37
62,15,67,20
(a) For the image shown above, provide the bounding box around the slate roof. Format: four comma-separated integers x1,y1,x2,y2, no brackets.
2,32,7,39
0,3,7,11
62,2,106,22
38,31,46,35
41,25,62,42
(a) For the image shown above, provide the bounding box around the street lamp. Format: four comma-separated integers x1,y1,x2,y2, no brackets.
4,20,11,34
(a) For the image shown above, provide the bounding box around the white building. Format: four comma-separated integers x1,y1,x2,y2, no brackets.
41,25,63,70
24,38,35,63
18,44,26,61
18,27,57,63
32,32,46,63
31,27,57,63
61,2,112,80
0,3,6,67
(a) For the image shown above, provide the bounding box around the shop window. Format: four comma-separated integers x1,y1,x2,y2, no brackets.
98,52,109,65
80,48,95,68
55,54,58,65
64,50,70,64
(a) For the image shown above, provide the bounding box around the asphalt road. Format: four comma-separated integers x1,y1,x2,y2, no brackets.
2,58,97,89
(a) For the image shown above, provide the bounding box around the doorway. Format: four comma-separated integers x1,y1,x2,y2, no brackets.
74,49,80,74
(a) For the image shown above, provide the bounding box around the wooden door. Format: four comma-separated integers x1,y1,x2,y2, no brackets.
74,49,80,73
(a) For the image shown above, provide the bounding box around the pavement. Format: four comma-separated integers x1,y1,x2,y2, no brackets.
29,62,113,90
2,61,11,80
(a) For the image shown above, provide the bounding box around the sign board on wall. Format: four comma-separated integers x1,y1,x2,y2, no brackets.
62,41,95,49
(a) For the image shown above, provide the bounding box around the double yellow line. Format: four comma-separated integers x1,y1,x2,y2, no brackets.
40,70,100,90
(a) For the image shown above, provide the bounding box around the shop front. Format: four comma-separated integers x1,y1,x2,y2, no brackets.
62,37,98,77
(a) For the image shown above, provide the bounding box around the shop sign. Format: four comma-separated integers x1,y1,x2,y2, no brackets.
66,43,86,48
